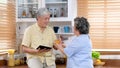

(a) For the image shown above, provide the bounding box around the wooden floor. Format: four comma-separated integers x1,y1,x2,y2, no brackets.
0,64,120,68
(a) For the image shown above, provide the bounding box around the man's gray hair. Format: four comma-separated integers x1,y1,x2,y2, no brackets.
36,8,50,20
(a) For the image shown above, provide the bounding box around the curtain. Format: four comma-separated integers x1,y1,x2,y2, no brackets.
77,0,120,49
0,0,16,49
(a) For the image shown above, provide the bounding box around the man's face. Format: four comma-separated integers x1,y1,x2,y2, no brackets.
37,14,50,28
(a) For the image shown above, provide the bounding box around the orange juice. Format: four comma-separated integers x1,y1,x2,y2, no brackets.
55,40,60,44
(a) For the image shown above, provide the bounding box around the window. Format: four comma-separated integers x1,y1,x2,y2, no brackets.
77,0,120,49
0,0,16,49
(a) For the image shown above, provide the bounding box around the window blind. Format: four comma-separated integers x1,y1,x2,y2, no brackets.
77,0,120,49
0,0,16,49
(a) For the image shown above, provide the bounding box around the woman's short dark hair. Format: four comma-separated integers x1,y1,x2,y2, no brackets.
74,17,90,34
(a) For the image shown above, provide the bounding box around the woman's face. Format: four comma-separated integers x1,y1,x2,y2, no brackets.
74,26,80,36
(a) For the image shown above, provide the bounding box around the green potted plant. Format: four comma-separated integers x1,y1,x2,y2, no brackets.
92,51,105,66
92,51,100,59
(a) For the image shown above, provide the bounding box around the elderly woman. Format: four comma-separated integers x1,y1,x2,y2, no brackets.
55,17,93,68
22,8,57,68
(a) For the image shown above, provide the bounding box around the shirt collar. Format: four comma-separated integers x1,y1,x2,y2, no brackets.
35,23,48,32
77,34,89,37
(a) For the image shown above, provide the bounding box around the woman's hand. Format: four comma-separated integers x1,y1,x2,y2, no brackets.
54,43,66,55
53,40,66,50
54,43,62,49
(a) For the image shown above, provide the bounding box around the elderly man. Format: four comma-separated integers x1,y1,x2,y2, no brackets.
21,8,57,68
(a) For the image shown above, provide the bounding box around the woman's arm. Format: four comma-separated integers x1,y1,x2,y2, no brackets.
54,44,66,55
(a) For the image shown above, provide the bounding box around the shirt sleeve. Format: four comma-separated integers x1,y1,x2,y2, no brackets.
64,39,81,57
21,27,31,47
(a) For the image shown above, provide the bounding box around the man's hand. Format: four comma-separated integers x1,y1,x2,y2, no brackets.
37,48,51,53
53,45,58,50
22,45,51,54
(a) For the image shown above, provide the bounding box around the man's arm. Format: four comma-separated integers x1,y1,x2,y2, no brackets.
22,45,39,54
22,45,50,54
